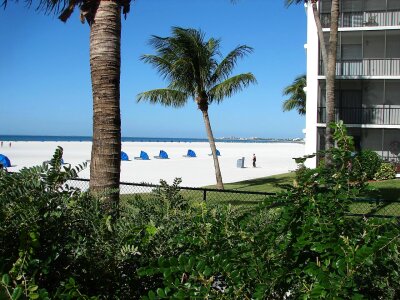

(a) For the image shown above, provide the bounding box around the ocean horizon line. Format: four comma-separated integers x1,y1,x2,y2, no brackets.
0,135,303,144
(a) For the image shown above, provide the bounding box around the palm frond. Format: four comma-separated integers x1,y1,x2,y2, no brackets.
139,27,255,107
168,80,196,99
172,27,211,92
148,35,170,51
282,74,306,96
206,38,221,58
140,54,175,80
208,73,257,103
137,89,189,108
285,0,306,8
143,28,204,95
282,98,306,115
282,74,306,115
2,0,70,14
210,45,253,85
2,0,132,23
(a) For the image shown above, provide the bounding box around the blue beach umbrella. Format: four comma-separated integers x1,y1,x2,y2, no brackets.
139,151,150,160
187,149,196,157
121,151,129,161
159,150,168,159
0,154,11,167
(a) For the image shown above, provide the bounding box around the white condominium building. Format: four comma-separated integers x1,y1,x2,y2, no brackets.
305,0,400,168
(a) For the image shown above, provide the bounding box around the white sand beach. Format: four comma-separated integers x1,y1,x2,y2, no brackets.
1,141,305,187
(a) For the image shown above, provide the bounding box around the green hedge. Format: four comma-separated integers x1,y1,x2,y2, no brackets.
1,125,400,299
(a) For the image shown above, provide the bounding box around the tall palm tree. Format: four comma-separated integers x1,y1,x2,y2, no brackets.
3,0,132,214
282,74,306,115
137,27,256,189
286,0,339,159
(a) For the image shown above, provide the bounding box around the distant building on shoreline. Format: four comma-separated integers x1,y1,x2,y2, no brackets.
305,0,400,168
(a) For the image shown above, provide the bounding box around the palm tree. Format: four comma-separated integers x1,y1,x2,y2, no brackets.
3,0,132,214
286,0,339,159
137,27,256,189
282,74,306,115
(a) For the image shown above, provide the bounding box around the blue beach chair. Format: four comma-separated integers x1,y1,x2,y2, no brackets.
135,151,150,160
183,149,196,158
154,150,169,159
121,151,130,161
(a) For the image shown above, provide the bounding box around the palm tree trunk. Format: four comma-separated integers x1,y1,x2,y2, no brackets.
311,1,328,74
325,0,339,159
89,0,121,214
199,106,224,190
310,0,339,162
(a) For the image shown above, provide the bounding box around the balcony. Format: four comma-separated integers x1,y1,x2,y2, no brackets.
321,10,400,28
317,106,400,125
319,59,400,77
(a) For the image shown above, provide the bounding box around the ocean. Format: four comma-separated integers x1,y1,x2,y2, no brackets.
0,135,302,144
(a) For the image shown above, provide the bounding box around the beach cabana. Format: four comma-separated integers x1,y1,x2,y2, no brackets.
135,151,150,160
184,149,196,158
0,154,11,168
121,151,129,161
154,150,169,159
209,149,221,156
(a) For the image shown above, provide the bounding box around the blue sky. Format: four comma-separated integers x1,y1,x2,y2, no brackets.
0,0,306,139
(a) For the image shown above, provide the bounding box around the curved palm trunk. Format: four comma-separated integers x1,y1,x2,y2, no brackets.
199,104,224,189
89,1,121,214
325,0,339,160
311,1,328,71
311,0,339,162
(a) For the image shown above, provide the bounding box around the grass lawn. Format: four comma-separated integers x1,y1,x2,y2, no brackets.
211,173,400,202
206,172,296,194
368,179,400,202
207,173,400,215
120,173,399,216
210,173,400,216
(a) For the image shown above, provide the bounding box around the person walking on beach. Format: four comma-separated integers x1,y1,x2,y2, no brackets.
1,141,3,147
252,154,256,168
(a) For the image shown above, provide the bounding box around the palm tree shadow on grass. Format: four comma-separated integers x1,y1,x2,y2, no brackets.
361,187,400,216
353,188,400,217
227,176,294,192
372,187,400,202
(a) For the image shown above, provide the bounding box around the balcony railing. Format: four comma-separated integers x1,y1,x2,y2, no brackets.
321,10,400,28
319,59,400,77
317,107,400,125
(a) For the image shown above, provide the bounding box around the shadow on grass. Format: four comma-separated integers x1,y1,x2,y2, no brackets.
225,175,295,193
364,182,400,202
367,187,400,216
351,201,400,217
354,183,400,216
372,188,400,202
